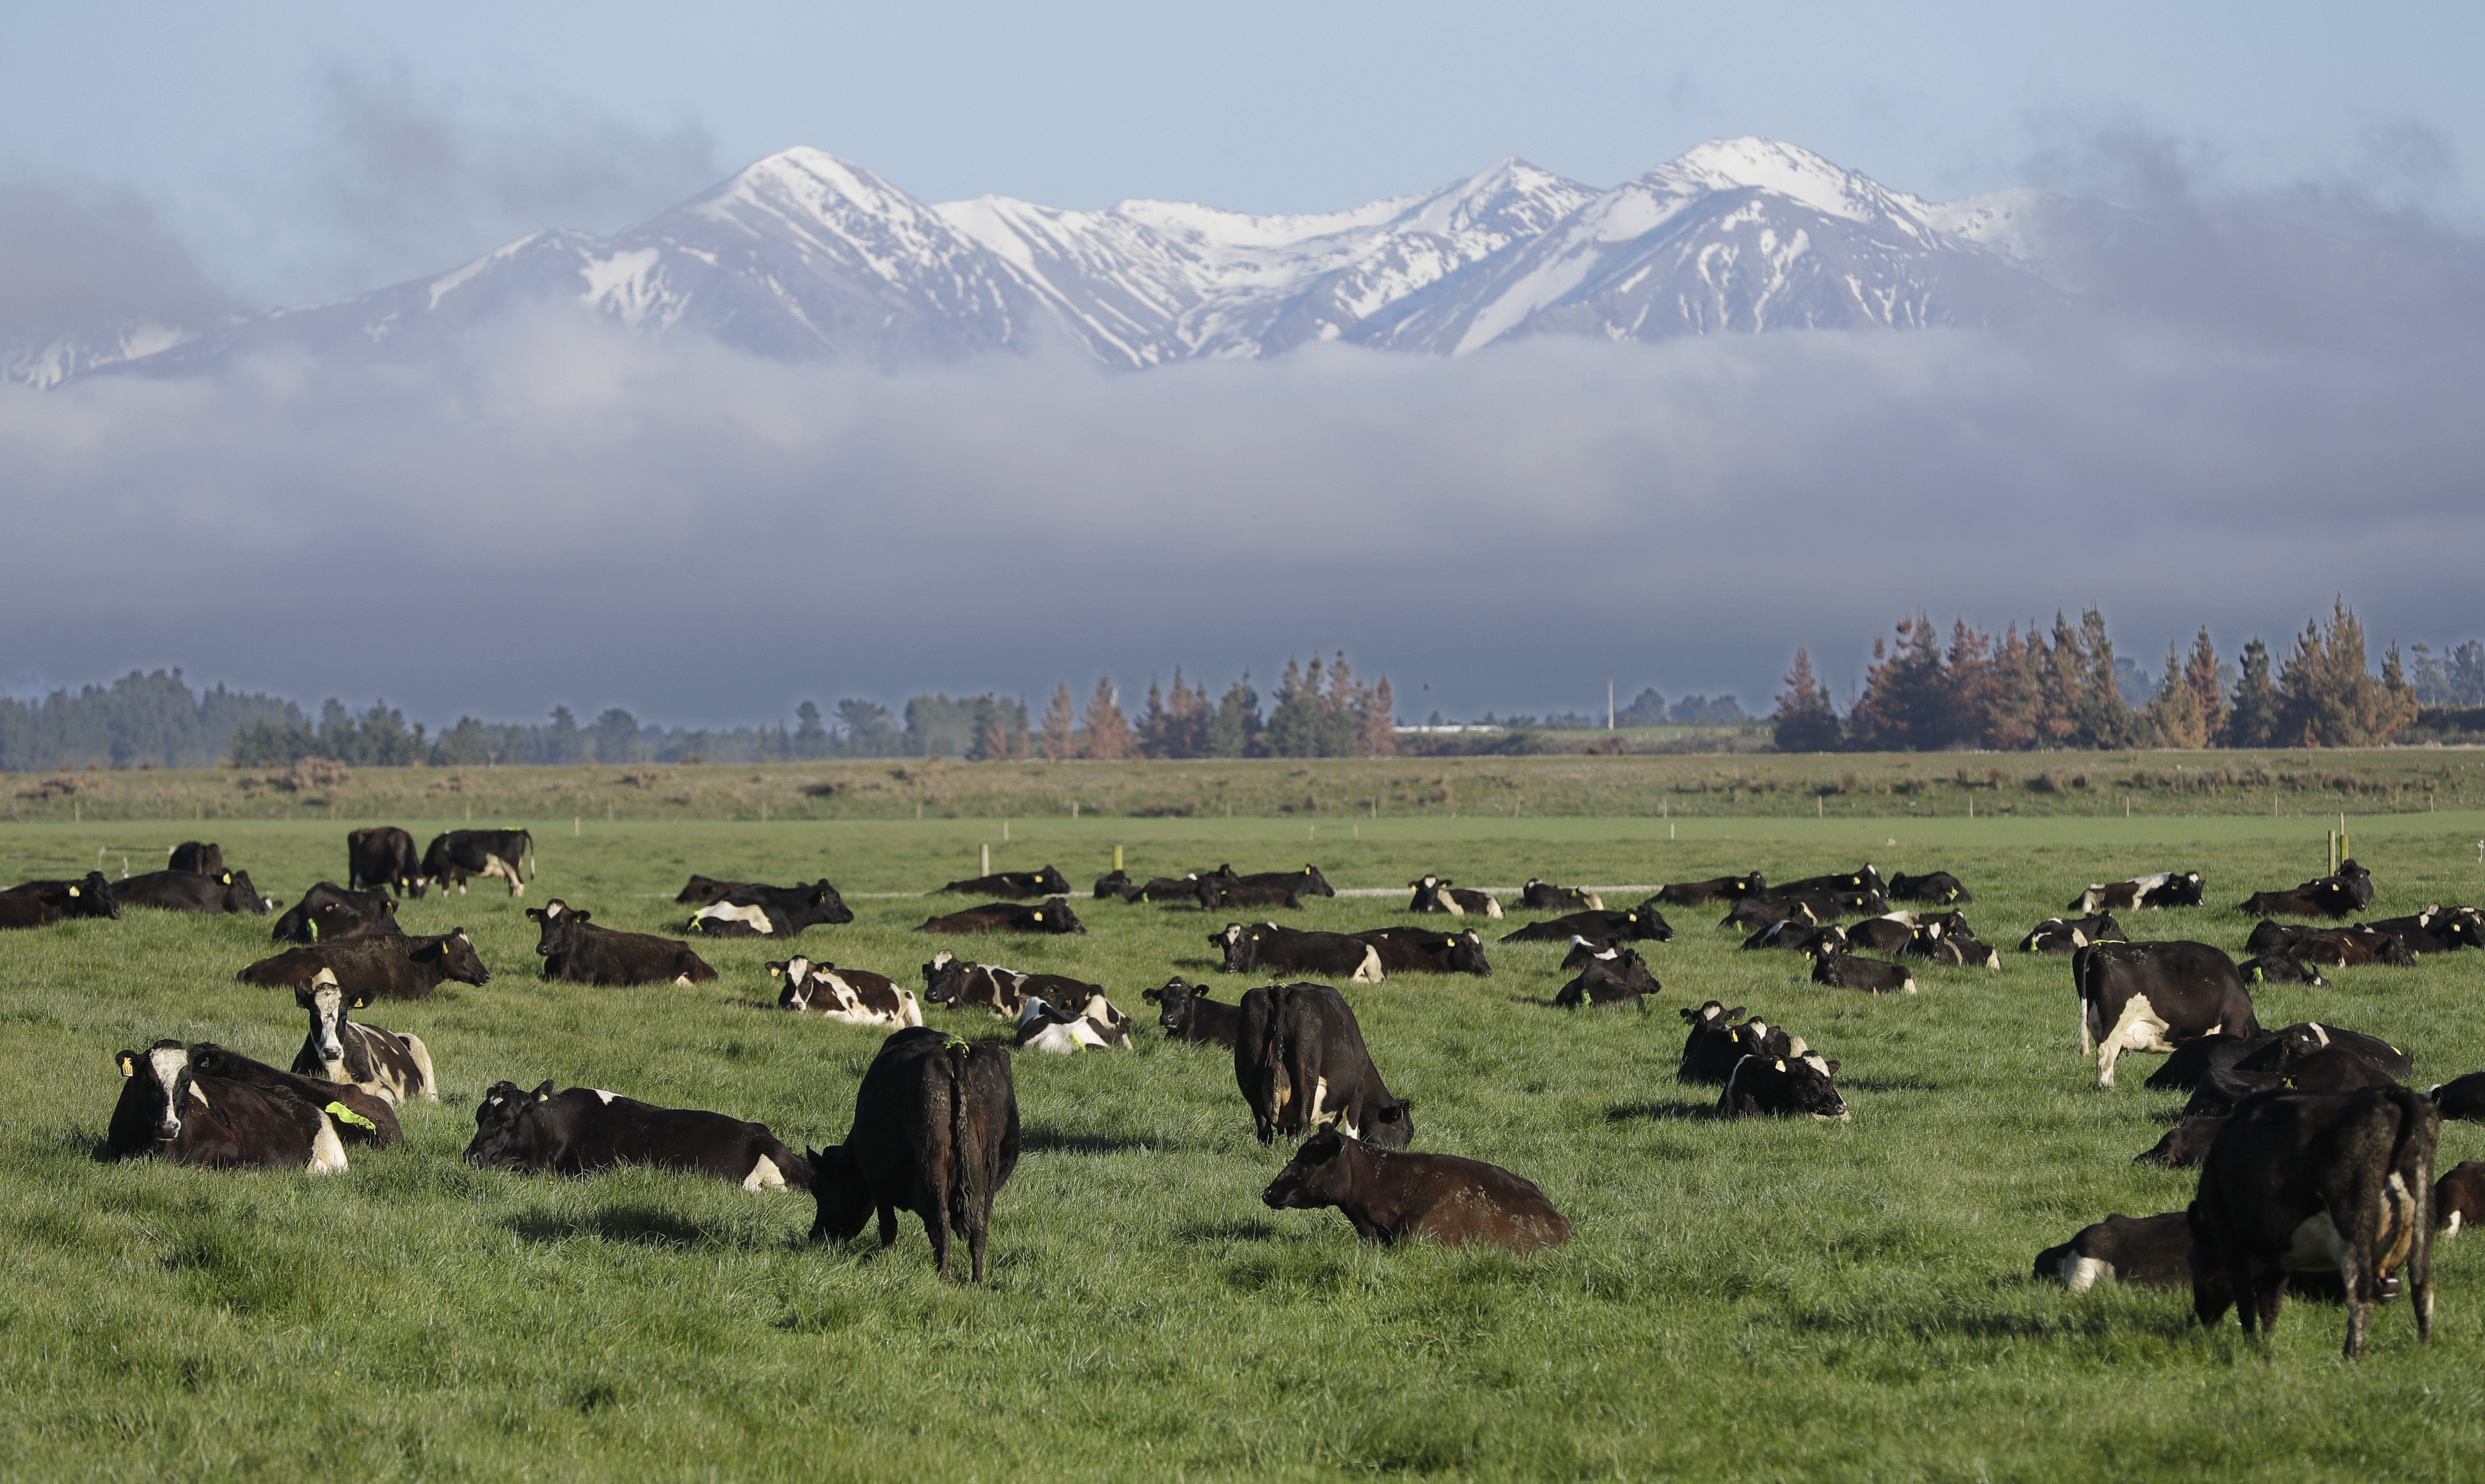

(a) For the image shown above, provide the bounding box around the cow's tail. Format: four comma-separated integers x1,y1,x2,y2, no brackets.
944,1042,984,1266
523,832,536,881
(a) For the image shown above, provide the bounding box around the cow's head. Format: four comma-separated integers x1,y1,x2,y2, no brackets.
526,901,587,958
920,950,967,1004
769,957,817,1010
1359,1096,1414,1150
421,929,490,985
804,881,856,925
1447,930,1491,977
807,1145,873,1244
1784,1054,1850,1121
1212,923,1252,971
220,870,272,914
1262,1126,1363,1211
69,871,121,920
1298,866,1334,897
1032,897,1085,935
2447,910,2485,950
116,1039,195,1142
1067,991,1131,1034
464,1080,551,1168
1142,977,1201,1033
1031,866,1069,894
293,972,363,1066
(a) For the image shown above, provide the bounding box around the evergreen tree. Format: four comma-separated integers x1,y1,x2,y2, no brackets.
1039,684,1079,760
2143,640,2211,749
1206,676,1261,757
1079,677,1134,760
1772,648,1842,752
793,701,829,759
2224,638,2282,747
2275,599,2420,746
2182,629,2227,742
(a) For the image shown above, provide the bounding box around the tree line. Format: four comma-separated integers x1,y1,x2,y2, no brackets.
1772,601,2432,752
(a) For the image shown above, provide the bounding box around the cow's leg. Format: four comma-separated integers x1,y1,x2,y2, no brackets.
926,1202,952,1279
2079,996,2098,1061
2252,1271,2289,1340
875,1203,898,1253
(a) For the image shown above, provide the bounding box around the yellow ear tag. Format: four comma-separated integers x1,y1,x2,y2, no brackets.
118,1055,134,1077
222,873,233,884
1774,1059,1787,1071
1032,912,1042,920
68,886,79,897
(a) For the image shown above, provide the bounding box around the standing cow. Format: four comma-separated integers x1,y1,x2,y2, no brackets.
421,829,535,897
347,827,428,897
1233,983,1412,1149
807,1027,1021,1282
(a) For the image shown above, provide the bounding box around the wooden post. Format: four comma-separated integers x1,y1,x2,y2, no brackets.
981,842,990,876
1114,845,1123,871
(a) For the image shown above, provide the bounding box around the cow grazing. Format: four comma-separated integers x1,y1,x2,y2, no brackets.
1887,870,1973,905
166,841,223,876
2240,952,2327,987
1406,876,1503,919
689,879,855,938
2016,912,2126,954
2075,940,2261,1088
1655,873,1764,906
346,827,426,897
1351,927,1491,977
936,865,1069,900
918,897,1085,935
271,882,401,944
1143,977,1238,1048
2137,1117,2228,1167
527,900,717,986
103,1041,347,1173
188,1041,401,1147
421,829,535,897
1234,982,1412,1148
807,1027,1019,1281
2237,860,2375,919
114,869,272,915
1554,945,1659,1010
1743,919,1847,956
0,871,119,927
1522,879,1604,911
1263,1128,1569,1252
1718,1051,1850,1121
2070,871,2205,912
2429,1073,2485,1123
2363,905,2485,957
1676,1002,1795,1085
1214,923,1385,984
2034,1211,2195,1290
2436,1162,2485,1235
238,929,489,1001
918,950,1101,1020
1502,906,1673,947
290,974,438,1104
2189,1084,2436,1357
1014,997,1128,1053
1811,952,1916,994
770,957,923,1027
467,1081,810,1191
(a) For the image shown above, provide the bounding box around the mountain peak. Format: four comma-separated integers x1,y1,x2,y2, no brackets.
1649,138,1909,222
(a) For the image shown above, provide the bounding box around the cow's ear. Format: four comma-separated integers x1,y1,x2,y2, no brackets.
1826,1060,1841,1074
573,910,591,923
532,1081,554,1099
221,872,233,884
351,994,369,1009
117,1051,136,1077
525,909,543,922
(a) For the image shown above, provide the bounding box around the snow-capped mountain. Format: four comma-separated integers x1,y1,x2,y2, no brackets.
41,139,2116,383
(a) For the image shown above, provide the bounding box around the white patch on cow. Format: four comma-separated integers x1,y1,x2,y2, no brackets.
2312,1024,2332,1047
1307,1076,1331,1129
673,974,695,987
306,1115,349,1175
697,901,774,934
145,1046,193,1134
1351,945,1385,984
1901,976,1918,994
593,1089,616,1104
2063,1255,2113,1293
2449,1210,2465,1237
402,1032,439,1103
480,854,524,897
930,949,955,970
2093,992,2173,1087
543,901,565,918
896,989,924,1028
743,1155,784,1192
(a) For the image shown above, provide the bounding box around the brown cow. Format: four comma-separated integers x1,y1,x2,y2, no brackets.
1261,1127,1569,1252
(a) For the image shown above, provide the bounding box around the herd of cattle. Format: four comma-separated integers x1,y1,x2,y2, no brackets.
11,828,2478,1353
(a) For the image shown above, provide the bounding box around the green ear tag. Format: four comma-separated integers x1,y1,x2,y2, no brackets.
324,1102,378,1131
941,1033,969,1050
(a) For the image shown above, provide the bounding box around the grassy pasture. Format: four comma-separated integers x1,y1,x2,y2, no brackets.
5,811,2485,1480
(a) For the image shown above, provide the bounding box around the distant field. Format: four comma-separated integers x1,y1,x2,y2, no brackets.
5,812,2485,1479
9,745,2485,826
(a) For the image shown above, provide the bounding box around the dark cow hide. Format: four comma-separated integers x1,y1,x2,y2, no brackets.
1262,1128,1569,1252
807,1027,1020,1281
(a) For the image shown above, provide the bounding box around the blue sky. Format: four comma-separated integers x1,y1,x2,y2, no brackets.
8,1,2480,304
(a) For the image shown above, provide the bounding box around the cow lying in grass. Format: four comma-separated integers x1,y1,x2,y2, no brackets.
1262,1128,1569,1252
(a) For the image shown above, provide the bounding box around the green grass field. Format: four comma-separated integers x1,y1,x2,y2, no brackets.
6,811,2485,1480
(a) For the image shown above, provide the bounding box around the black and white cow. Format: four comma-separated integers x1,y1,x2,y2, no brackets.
918,898,1085,935
1675,1002,1796,1086
1718,1051,1849,1121
1213,923,1385,983
2362,905,2485,957
1406,876,1503,919
2237,1023,2413,1083
2076,940,2261,1087
688,879,855,938
1554,945,1659,1010
1013,997,1128,1053
1143,977,1239,1048
807,1027,1020,1282
1234,982,1412,1149
2189,1084,2436,1358
936,865,1069,900
271,882,401,944
0,871,119,927
114,869,272,915
769,957,924,1027
1501,906,1673,947
347,827,427,897
421,829,535,898
1811,952,1917,994
2016,912,2128,955
918,950,1101,1019
1847,909,1969,954
1772,864,1886,899
465,1081,809,1191
239,929,490,1001
166,841,223,876
103,1040,348,1173
1904,922,2000,968
527,900,717,986
2430,1072,2485,1123
675,875,738,905
1742,919,1846,955
289,973,438,1104
1522,879,1604,911
2069,871,2205,912
2034,1211,2195,1290
187,1041,401,1148
2239,951,2328,987
1202,878,1305,911
1351,927,1492,976
2437,1161,2485,1236
1886,870,1973,905
1723,890,1881,929
2238,860,2375,919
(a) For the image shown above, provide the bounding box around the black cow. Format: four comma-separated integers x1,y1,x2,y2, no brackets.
2363,905,2485,957
2237,1024,2412,1082
103,1041,348,1173
2190,1084,2436,1358
1554,946,1658,1010
919,950,1100,1019
167,841,223,876
1351,927,1491,977
1223,864,1335,899
527,900,717,986
2076,940,2260,1088
1887,870,1973,905
807,1027,1020,1281
1143,977,1240,1048
1676,1002,1795,1085
1501,906,1672,947
0,871,119,927
1214,923,1385,983
1522,879,1604,911
1203,879,1304,911
1654,873,1763,906
421,829,535,897
345,827,427,897
2430,1073,2485,1123
2263,925,2417,969
2238,860,2375,919
1811,952,1916,994
1406,876,1502,919
466,1081,809,1190
271,882,400,944
770,957,924,1027
2070,871,2205,912
2136,1117,2228,1167
2240,952,2327,987
1772,864,1886,898
238,930,490,1001
1723,890,1881,928
1234,982,1412,1149
2146,1033,2278,1092
1718,1051,1849,1121
1140,874,1214,904
918,898,1084,935
936,865,1069,900
290,975,438,1104
1092,869,1142,901
114,869,271,915
2016,912,2126,954
675,874,738,904
188,1041,401,1148
688,879,855,938
1742,919,1846,955
1262,1128,1569,1252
